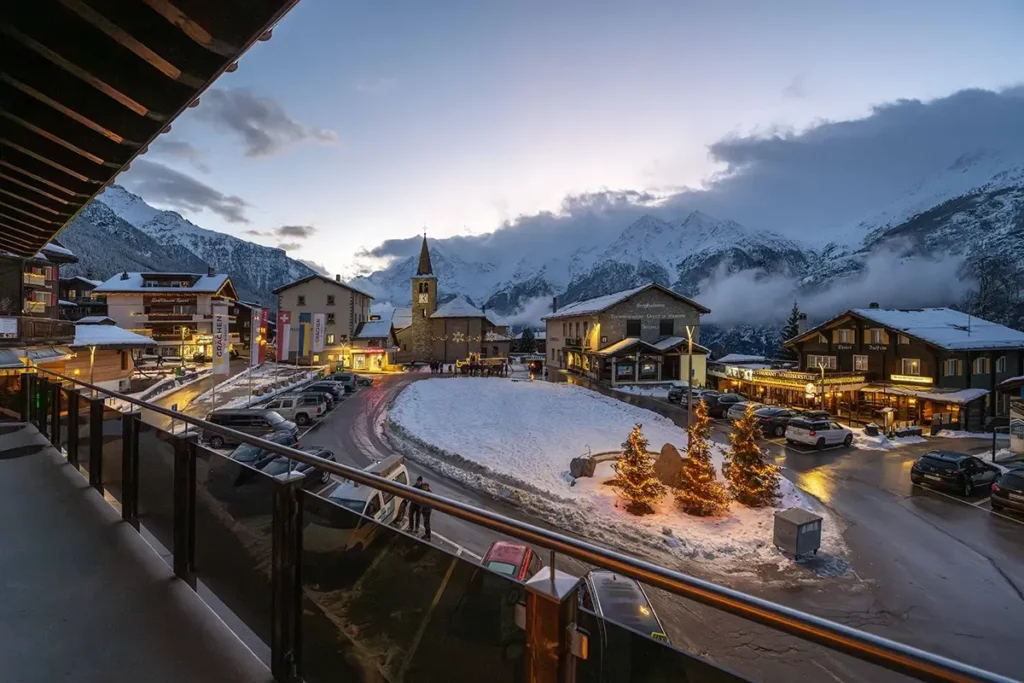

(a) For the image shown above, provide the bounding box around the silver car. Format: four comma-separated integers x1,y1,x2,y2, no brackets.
726,401,763,421
785,418,853,449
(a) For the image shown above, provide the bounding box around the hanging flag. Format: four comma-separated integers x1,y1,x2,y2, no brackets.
258,308,269,364
212,303,229,375
249,307,262,368
298,312,312,357
277,310,291,361
312,313,326,352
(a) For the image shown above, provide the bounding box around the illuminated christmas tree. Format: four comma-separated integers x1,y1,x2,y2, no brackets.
723,403,780,507
676,401,729,516
615,423,665,515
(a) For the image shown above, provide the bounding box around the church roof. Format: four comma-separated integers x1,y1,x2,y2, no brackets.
432,296,488,319
417,235,434,276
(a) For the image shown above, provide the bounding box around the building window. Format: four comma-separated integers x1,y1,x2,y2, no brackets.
327,313,335,325
121,351,129,370
419,282,428,293
575,322,580,338
996,356,1006,373
297,295,306,306
901,358,921,375
943,359,961,376
327,334,335,345
583,321,589,338
816,333,827,343
659,319,674,336
562,323,567,337
869,329,886,344
327,295,335,305
836,328,855,344
422,309,426,318
626,319,641,337
973,357,990,375
898,334,910,345
807,355,836,370
853,355,868,372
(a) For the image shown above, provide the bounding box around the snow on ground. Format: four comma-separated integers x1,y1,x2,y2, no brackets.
612,383,681,399
935,429,1009,440
390,378,845,574
851,428,927,451
192,363,305,404
213,370,319,410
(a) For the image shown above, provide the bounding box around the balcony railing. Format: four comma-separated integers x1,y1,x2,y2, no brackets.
22,272,47,287
0,316,74,346
17,368,1016,683
23,300,46,314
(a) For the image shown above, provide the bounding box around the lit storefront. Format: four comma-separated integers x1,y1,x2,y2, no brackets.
708,361,866,411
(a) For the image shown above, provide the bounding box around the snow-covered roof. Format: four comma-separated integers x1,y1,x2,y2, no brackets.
393,307,412,330
875,385,989,404
77,316,116,325
595,337,643,356
516,330,546,340
851,307,1024,351
431,296,487,319
62,275,101,287
93,272,231,294
542,283,710,321
717,353,767,364
271,273,373,299
354,320,393,339
58,299,75,307
73,323,152,348
40,242,76,258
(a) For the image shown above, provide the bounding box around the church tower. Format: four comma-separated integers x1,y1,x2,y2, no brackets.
410,234,436,360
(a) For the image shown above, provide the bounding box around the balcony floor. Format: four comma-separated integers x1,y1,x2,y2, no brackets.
0,423,273,683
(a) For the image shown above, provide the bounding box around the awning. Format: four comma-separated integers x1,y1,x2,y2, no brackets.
863,384,989,404
0,345,73,368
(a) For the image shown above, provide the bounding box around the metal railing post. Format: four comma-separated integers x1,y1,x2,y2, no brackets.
88,397,104,492
524,569,582,683
37,377,49,437
19,372,32,422
66,389,79,467
271,476,303,682
49,381,61,446
172,433,197,587
121,411,141,529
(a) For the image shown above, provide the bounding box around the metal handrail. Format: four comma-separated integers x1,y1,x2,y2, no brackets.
33,367,1015,683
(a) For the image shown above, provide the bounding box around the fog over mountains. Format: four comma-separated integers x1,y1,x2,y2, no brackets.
62,87,1024,354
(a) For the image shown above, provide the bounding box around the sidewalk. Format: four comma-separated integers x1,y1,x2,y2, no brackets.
0,423,273,683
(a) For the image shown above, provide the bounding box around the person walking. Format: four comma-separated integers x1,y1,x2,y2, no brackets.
420,482,433,541
406,476,426,532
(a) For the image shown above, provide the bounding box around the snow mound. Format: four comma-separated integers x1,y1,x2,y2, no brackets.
851,428,926,451
390,378,846,574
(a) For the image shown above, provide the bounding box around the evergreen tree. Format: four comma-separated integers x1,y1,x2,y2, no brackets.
518,327,537,353
722,404,780,507
779,301,801,359
675,401,729,516
615,423,666,515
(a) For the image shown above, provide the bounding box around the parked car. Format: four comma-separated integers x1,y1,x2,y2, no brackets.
578,570,669,644
260,445,337,486
201,408,298,449
326,373,358,391
306,381,347,399
910,451,1000,496
754,407,800,438
785,418,853,449
667,386,717,405
796,409,831,420
289,389,335,409
354,374,374,387
227,429,301,468
482,541,544,582
726,401,763,422
991,465,1024,512
703,392,745,418
262,394,324,426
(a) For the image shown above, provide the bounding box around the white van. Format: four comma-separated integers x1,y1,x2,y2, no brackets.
303,455,411,554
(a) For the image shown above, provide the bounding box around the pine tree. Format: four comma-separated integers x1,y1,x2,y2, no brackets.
779,301,801,360
615,423,666,515
518,328,537,353
675,401,729,516
723,404,781,507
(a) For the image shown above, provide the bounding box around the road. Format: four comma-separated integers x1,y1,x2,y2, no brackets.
149,370,1024,682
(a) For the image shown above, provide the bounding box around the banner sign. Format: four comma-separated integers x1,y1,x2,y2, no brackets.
258,308,269,364
212,303,229,375
250,307,262,368
298,312,311,358
312,313,326,353
277,310,291,361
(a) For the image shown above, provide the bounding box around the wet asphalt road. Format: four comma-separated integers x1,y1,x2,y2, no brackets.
152,371,1024,682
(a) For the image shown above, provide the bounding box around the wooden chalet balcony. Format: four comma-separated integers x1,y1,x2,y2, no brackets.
0,316,75,347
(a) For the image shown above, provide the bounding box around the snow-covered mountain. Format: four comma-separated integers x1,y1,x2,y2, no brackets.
92,186,316,307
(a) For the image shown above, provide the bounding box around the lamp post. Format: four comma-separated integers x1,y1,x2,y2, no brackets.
89,345,96,398
685,325,695,426
817,360,827,411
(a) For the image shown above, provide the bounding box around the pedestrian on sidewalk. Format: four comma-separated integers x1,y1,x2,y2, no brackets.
420,482,433,541
406,475,426,532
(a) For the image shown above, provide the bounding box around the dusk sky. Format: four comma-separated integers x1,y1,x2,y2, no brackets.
118,0,1024,277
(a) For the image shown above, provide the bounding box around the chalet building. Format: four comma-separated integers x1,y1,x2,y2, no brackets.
93,270,239,360
38,317,151,392
273,273,373,367
351,318,399,371
395,237,511,364
784,306,1024,431
542,283,711,386
58,275,106,321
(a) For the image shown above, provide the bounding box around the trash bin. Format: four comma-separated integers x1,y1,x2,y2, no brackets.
773,508,822,558
864,422,879,437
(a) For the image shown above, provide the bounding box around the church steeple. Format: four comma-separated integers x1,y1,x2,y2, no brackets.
416,234,433,276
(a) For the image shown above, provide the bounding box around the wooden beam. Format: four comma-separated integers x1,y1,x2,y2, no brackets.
0,161,84,197
0,202,62,225
0,209,57,231
1,139,98,183
0,227,42,250
140,0,237,56
0,109,106,165
0,24,159,119
0,173,72,205
0,189,64,216
0,74,128,145
58,0,204,88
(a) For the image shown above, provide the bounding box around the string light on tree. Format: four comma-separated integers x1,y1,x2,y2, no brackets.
675,400,729,516
722,404,781,507
614,423,666,515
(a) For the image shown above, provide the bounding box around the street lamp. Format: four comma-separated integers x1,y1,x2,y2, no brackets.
817,360,827,411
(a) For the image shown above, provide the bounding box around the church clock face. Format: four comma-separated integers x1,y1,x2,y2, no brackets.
418,293,429,304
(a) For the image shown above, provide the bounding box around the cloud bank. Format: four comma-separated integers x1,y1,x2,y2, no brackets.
120,160,250,223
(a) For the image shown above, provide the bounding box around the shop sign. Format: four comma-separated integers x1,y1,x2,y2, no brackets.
726,366,754,381
836,344,853,350
1009,418,1024,438
889,374,932,385
868,345,887,352
805,382,816,394
616,364,633,377
0,317,17,338
212,304,229,375
360,348,386,353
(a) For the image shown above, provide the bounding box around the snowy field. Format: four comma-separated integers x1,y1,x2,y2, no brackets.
390,378,845,575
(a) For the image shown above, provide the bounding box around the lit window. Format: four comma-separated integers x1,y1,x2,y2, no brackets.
327,334,336,345
853,355,868,372
901,358,921,375
870,329,886,344
807,355,836,370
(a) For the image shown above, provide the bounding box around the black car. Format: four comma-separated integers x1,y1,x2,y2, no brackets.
703,392,745,418
753,407,799,438
797,409,831,420
228,430,301,469
667,387,717,405
991,466,1024,513
305,381,346,399
910,451,1000,496
260,445,337,487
